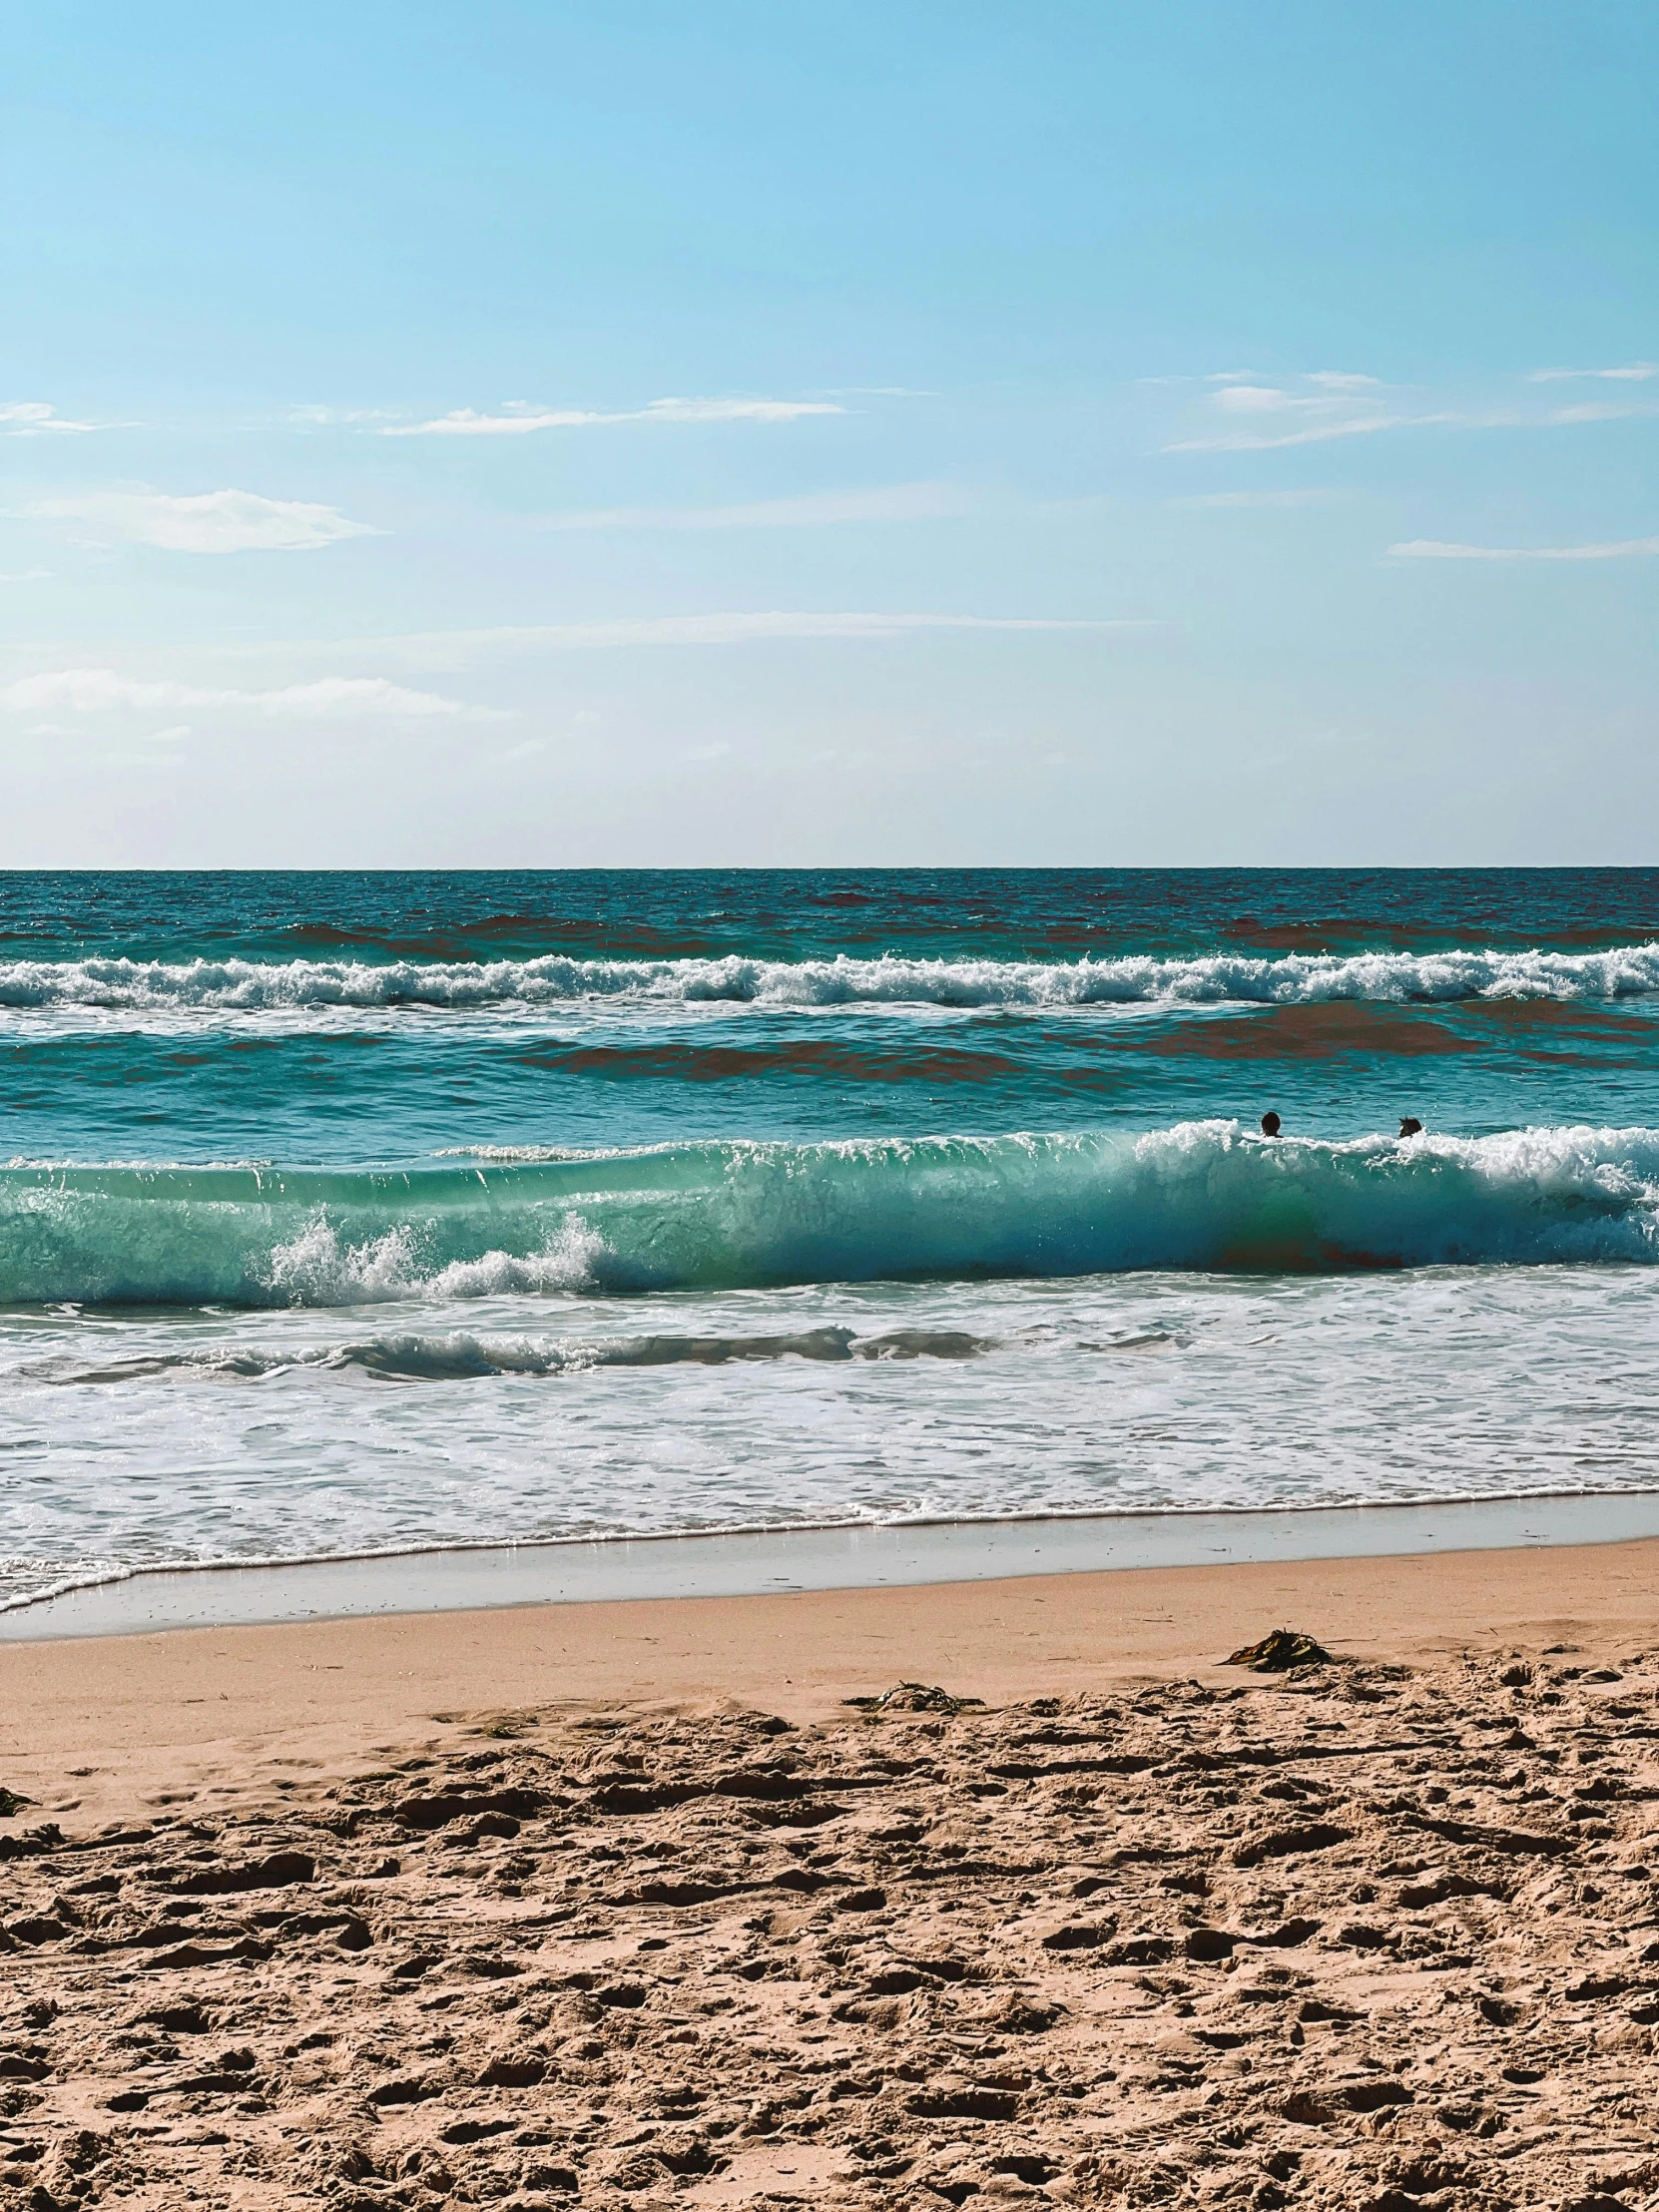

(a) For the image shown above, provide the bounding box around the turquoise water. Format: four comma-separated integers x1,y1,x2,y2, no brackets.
3,868,1657,1608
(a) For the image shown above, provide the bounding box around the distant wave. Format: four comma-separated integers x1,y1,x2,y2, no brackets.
3,942,1659,1013
2,1121,1655,1307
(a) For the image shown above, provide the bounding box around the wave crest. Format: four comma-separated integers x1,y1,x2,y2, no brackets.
4,942,1659,1013
1,1121,1655,1307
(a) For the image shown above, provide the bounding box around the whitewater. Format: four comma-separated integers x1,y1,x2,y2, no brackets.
3,867,1658,1613
4,939,1659,1015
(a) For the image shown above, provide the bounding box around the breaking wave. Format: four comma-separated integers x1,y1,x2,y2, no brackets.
2,1120,1656,1308
3,942,1659,1013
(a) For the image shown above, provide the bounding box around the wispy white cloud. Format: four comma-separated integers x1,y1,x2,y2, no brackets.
540,482,966,531
1173,402,1657,452
1170,369,1657,451
0,567,53,582
1170,415,1407,452
1541,398,1659,424
1203,370,1384,403
1170,373,1405,450
1389,534,1659,561
367,610,1138,656
1,401,103,435
1210,386,1319,417
209,611,1142,680
385,395,846,437
0,671,507,718
1528,363,1659,383
1175,488,1337,509
288,403,404,426
24,488,380,553
1301,371,1386,392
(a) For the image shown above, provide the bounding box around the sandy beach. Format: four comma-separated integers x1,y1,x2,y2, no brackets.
2,1539,1657,2211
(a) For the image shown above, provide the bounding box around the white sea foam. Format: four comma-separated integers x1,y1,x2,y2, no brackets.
262,1212,608,1306
3,942,1659,1013
6,1263,1659,1611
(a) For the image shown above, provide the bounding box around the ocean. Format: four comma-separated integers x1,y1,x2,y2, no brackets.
3,867,1658,1614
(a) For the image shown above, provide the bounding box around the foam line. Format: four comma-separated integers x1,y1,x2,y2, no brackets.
3,941,1659,1011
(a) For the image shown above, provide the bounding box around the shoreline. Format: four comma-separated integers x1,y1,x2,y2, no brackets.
7,1482,1659,1640
3,1531,1657,1831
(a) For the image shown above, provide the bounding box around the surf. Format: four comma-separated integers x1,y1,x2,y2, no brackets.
2,1120,1656,1308
4,940,1659,1015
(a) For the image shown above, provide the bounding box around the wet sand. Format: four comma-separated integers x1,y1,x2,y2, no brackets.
2,1541,1658,2209
12,1487,1659,1642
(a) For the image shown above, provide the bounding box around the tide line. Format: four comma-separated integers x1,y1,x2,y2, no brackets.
7,1488,1659,1642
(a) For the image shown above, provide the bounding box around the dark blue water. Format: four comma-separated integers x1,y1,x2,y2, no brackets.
5,869,1659,1164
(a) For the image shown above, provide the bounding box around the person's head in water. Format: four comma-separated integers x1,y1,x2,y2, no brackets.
1398,1116,1423,1139
1260,1111,1282,1138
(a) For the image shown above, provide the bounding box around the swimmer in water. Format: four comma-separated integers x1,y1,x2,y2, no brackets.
1260,1111,1282,1137
1398,1117,1422,1138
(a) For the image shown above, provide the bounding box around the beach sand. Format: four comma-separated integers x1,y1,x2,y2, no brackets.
2,1539,1657,2210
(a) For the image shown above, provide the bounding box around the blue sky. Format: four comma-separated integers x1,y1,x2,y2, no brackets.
3,1,1656,865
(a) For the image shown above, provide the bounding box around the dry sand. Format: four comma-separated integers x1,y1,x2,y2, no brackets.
2,1539,1658,2211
